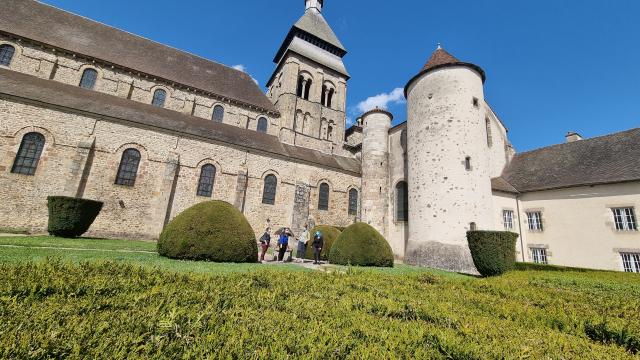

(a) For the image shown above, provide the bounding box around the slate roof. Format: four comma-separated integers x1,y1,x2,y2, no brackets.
499,128,640,193
0,0,277,114
293,10,346,52
490,177,520,194
0,68,360,175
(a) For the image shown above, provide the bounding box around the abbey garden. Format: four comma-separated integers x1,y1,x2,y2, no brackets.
0,0,638,273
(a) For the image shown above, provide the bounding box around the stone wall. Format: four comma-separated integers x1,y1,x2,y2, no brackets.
0,96,360,239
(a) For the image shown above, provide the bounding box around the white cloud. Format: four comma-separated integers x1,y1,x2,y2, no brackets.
232,64,259,85
346,116,355,127
355,87,405,113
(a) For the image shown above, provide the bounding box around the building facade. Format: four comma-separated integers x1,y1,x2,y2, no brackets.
0,0,638,273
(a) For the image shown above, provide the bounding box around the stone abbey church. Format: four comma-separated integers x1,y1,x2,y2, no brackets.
0,0,638,273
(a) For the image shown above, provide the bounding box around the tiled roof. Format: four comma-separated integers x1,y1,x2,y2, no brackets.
0,0,277,114
0,68,360,175
501,128,640,192
491,177,519,194
422,48,461,71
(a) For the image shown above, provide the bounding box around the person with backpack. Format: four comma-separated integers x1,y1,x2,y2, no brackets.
312,231,324,265
259,227,271,262
277,228,291,262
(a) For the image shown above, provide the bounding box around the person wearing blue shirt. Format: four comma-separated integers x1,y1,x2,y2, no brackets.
277,228,291,262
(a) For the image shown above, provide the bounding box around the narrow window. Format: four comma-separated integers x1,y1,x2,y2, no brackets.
531,248,548,264
318,183,330,211
327,125,333,140
79,68,98,90
296,76,304,97
304,79,312,100
327,88,334,108
485,118,493,148
612,207,638,231
472,97,479,107
348,188,358,216
262,174,277,205
470,222,477,231
0,44,16,66
115,149,141,186
152,89,167,107
396,181,409,221
196,164,216,197
257,117,268,133
503,210,514,230
465,156,472,171
11,132,45,176
212,105,224,122
526,211,543,231
321,85,327,106
621,253,640,273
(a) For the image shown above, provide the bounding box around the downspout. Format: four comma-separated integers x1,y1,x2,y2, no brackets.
515,194,525,262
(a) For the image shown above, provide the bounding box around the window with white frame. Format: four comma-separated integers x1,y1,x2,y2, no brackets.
503,210,514,230
531,248,548,264
621,253,640,273
526,211,543,231
612,207,637,231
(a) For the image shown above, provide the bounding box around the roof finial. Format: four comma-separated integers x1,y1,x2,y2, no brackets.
437,42,442,50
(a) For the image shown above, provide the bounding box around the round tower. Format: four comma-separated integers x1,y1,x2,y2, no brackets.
360,108,393,240
403,46,492,273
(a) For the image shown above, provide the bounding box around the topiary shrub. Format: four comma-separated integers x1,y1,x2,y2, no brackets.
47,196,103,238
158,200,258,263
329,223,394,267
305,225,341,261
466,231,518,277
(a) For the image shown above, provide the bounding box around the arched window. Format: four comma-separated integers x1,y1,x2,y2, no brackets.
327,125,333,141
11,132,45,175
348,188,358,216
79,68,98,90
318,183,330,211
327,88,334,108
396,181,408,221
115,149,141,186
262,174,277,205
151,89,167,107
304,79,312,100
465,156,472,171
212,105,224,122
196,164,216,197
257,117,268,133
0,44,16,66
296,76,304,97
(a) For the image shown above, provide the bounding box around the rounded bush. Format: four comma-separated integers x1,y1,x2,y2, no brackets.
158,200,258,263
467,231,519,277
329,223,394,267
304,225,341,261
47,196,103,238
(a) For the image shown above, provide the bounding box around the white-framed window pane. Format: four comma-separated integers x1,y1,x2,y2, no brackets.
613,208,637,231
503,210,514,230
527,212,543,231
621,253,640,273
531,248,548,264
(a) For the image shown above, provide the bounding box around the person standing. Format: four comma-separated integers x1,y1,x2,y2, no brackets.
296,224,310,263
259,227,271,262
312,231,324,265
277,228,290,262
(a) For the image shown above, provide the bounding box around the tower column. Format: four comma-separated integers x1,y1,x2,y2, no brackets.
360,108,392,239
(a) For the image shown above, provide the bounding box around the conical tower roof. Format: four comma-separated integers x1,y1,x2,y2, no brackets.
404,45,485,96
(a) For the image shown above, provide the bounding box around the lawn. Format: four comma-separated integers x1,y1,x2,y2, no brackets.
0,236,639,358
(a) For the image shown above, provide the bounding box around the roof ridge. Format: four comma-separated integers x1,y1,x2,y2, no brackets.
514,127,640,157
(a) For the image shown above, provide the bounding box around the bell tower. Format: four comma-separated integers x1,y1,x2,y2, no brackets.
266,0,349,154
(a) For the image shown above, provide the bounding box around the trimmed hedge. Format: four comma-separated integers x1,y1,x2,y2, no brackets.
305,225,341,261
47,196,103,238
329,223,394,267
467,231,518,277
158,200,258,263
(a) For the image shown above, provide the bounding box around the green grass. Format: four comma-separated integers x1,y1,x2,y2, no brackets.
0,236,639,358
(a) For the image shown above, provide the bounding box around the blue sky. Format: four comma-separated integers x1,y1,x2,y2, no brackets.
42,0,639,151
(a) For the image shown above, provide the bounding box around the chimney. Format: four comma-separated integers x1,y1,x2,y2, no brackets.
565,132,583,143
